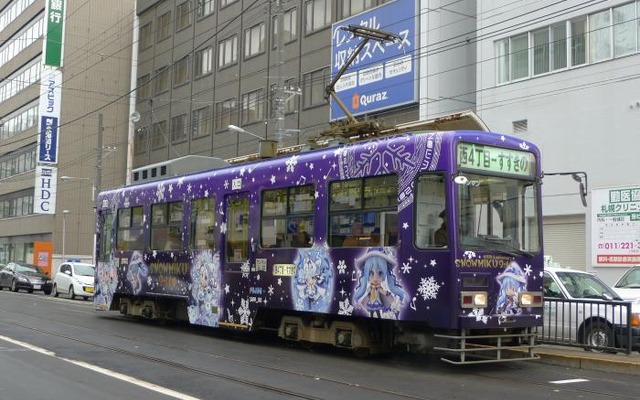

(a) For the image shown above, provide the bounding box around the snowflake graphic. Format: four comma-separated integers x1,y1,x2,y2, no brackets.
220,222,228,234
268,285,274,296
417,276,440,300
470,308,489,324
463,251,476,259
401,262,412,274
240,261,250,278
429,259,437,267
285,155,299,172
337,260,347,274
338,299,353,315
156,183,166,201
524,264,532,276
519,141,530,150
238,299,251,325
224,284,230,294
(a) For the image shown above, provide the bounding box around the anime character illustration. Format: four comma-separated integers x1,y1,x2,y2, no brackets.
126,251,149,295
95,251,119,309
187,250,221,327
292,247,333,312
353,247,407,319
496,262,528,315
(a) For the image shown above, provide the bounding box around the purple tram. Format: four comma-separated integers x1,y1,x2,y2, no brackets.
94,130,544,364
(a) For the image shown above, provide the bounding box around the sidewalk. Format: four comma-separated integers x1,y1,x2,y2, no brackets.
534,344,640,375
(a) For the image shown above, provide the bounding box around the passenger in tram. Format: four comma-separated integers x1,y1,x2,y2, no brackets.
342,219,364,246
434,209,448,247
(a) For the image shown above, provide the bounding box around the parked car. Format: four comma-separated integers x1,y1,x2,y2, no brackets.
0,262,53,294
52,262,95,300
542,266,640,353
613,265,640,300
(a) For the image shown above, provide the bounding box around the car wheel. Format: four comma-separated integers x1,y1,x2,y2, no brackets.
69,286,76,300
583,321,615,353
52,284,59,297
83,296,88,301
44,289,51,295
11,280,18,292
27,288,33,293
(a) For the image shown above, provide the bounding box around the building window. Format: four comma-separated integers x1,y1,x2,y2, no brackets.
137,74,150,102
305,0,331,33
241,89,264,125
496,39,509,84
570,17,587,66
302,67,329,108
175,1,191,31
218,35,238,68
140,22,153,50
215,98,237,131
272,7,298,45
152,120,167,149
156,11,172,42
192,106,212,138
221,0,239,8
342,0,376,18
173,57,190,86
589,9,611,63
532,29,549,75
510,34,528,80
195,46,213,77
171,114,188,143
613,2,636,57
197,0,214,18
134,126,149,154
0,103,38,141
154,67,170,95
551,23,567,70
244,22,266,59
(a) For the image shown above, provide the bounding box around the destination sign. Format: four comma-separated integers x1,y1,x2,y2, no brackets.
457,142,535,177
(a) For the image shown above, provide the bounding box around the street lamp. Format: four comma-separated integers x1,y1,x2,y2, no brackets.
60,175,96,202
228,124,265,140
62,209,70,262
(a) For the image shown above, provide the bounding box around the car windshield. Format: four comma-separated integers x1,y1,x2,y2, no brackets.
15,264,43,274
74,264,95,276
556,271,622,300
615,267,640,288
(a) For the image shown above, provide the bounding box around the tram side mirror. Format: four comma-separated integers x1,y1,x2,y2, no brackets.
453,175,469,185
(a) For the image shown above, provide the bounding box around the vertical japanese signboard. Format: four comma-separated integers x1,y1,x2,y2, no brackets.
591,186,640,265
37,68,62,165
43,0,66,67
330,0,417,121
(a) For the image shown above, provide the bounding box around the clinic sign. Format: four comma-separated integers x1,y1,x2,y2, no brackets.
37,68,62,164
591,186,640,265
34,166,58,214
330,0,417,121
43,0,66,67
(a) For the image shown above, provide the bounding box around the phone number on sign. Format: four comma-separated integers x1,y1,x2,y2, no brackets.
597,241,640,250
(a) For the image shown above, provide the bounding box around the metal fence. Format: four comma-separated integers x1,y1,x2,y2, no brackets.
537,298,633,354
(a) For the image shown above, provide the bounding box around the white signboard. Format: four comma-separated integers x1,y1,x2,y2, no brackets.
37,67,63,164
34,165,57,214
591,186,640,266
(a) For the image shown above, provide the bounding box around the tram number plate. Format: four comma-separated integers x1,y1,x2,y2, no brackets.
273,264,296,276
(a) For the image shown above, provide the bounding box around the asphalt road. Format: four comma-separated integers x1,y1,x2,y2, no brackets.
1,289,639,400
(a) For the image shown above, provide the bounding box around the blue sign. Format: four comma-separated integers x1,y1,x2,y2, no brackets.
38,116,59,164
330,0,417,121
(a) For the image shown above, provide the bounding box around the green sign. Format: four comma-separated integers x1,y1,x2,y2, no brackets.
457,142,536,177
44,0,66,67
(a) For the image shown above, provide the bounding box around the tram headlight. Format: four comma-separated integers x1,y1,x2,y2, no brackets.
519,292,543,307
460,291,488,308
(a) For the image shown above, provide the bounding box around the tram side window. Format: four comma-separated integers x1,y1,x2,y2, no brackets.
414,174,446,248
261,185,314,248
329,175,398,247
98,212,114,262
116,206,144,251
150,201,183,251
226,196,249,262
190,198,216,249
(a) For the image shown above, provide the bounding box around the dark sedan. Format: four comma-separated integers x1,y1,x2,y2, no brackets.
0,262,53,294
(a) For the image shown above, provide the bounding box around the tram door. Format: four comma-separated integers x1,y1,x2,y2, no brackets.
224,193,252,271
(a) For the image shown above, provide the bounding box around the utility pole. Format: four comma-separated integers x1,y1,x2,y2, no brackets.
274,0,285,144
96,113,103,201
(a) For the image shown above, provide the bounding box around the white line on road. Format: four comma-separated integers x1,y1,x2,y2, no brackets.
0,335,202,400
549,378,590,384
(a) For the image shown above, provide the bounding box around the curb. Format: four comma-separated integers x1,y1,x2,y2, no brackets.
535,351,640,376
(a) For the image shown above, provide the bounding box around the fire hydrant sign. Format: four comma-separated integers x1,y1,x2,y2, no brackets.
591,186,640,265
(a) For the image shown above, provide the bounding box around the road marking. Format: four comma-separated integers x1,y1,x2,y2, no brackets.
549,378,590,384
0,335,202,400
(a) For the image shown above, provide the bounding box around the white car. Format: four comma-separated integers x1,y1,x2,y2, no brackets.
52,262,95,300
542,266,640,353
613,265,640,301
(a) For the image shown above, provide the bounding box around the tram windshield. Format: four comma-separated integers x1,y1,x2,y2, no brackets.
457,174,540,255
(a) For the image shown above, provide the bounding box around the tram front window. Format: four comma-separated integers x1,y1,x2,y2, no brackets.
458,174,540,254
